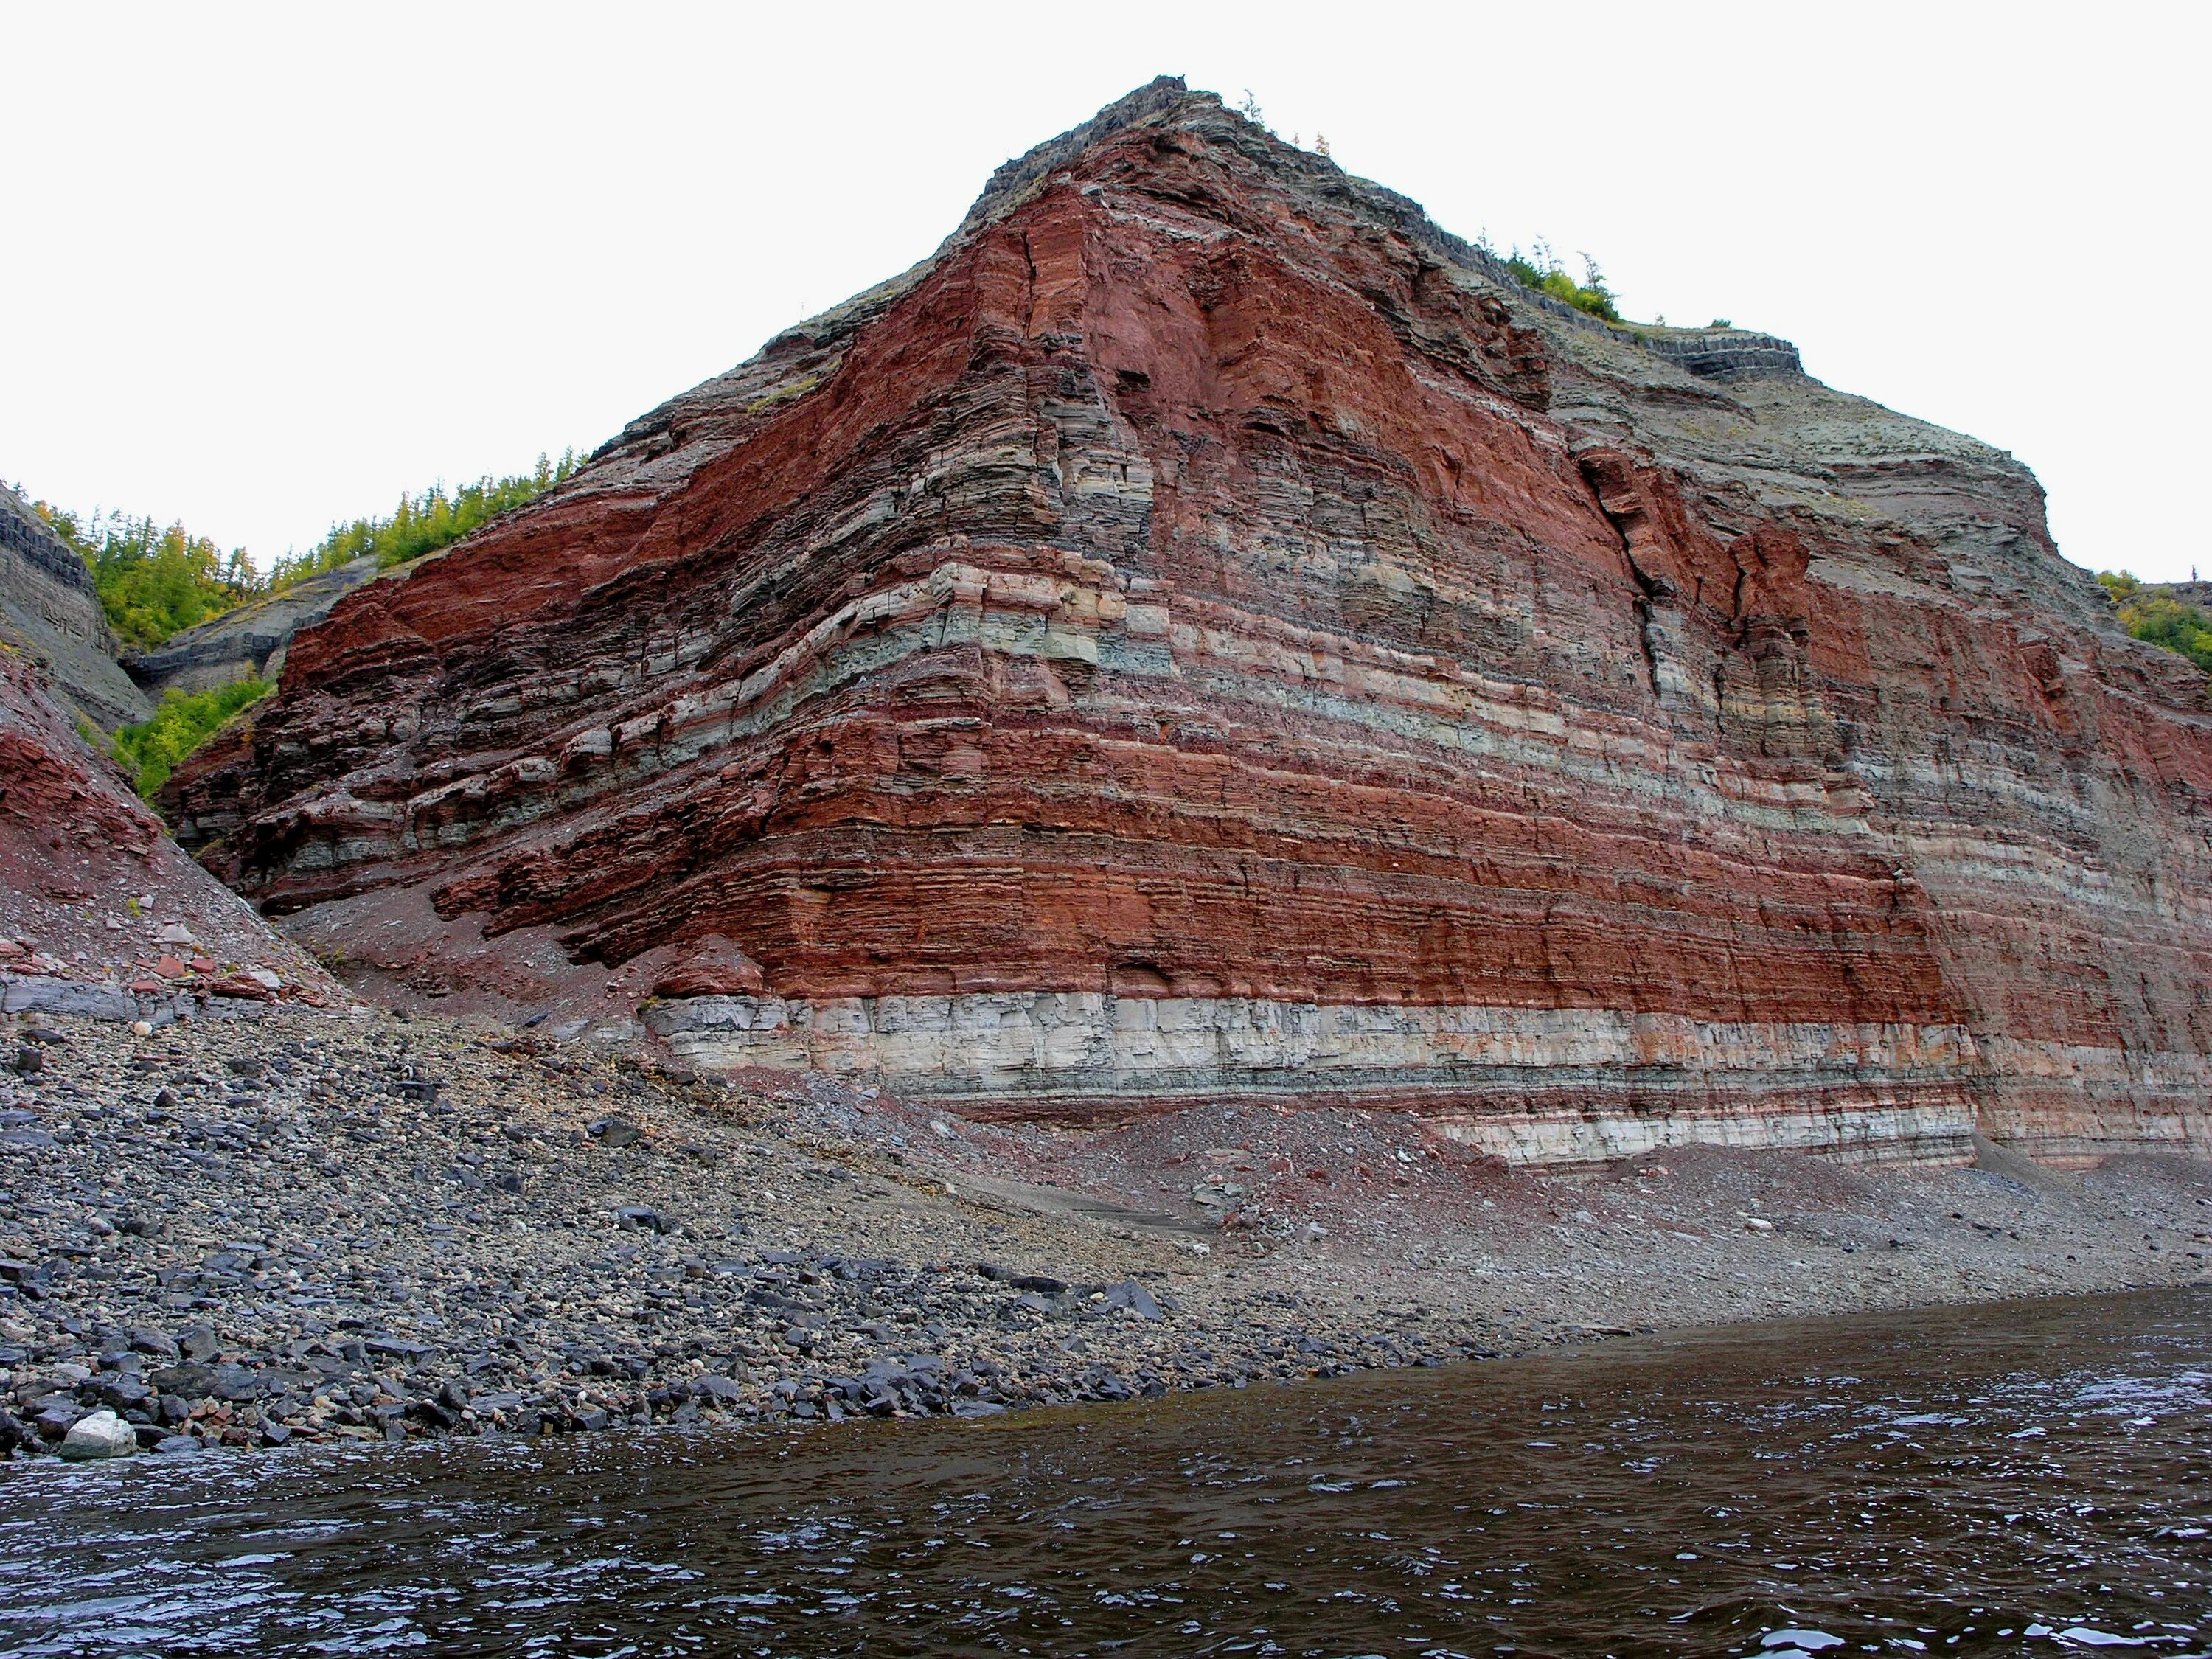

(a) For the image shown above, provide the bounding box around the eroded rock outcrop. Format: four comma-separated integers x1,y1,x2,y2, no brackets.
0,484,150,731
0,649,338,1018
125,554,383,700
170,79,2212,1164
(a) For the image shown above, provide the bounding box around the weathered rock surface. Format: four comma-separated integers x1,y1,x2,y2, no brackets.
0,484,149,731
171,79,2212,1166
0,650,339,1018
57,1407,133,1459
126,554,383,700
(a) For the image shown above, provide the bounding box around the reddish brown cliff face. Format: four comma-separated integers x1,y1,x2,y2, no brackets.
0,650,336,1011
170,80,2212,1164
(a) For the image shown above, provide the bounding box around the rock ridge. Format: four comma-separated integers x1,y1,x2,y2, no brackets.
1634,329,1803,380
169,82,2212,1168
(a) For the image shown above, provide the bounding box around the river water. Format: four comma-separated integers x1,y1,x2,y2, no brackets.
1,1289,2206,1658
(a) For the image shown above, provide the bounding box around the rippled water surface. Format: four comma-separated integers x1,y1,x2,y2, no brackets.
3,1290,2208,1657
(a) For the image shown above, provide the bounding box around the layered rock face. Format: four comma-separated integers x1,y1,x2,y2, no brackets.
0,650,337,1015
170,80,2212,1164
0,484,150,730
125,554,382,700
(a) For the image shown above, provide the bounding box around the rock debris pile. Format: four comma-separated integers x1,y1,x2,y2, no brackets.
4,1004,2208,1460
0,650,338,1021
0,1006,1506,1459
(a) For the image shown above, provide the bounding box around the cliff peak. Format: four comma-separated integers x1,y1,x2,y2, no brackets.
959,74,1205,234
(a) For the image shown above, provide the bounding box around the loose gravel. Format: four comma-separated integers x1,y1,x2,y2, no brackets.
4,1004,2208,1460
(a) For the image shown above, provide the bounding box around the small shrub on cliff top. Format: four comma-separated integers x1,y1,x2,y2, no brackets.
113,675,273,799
2099,571,2212,674
271,449,584,585
1500,242,1622,324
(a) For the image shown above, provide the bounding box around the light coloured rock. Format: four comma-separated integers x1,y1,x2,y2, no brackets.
644,991,2025,1162
58,1409,134,1461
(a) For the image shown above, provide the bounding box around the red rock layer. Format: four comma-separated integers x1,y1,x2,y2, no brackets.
167,80,2212,1163
0,649,337,1013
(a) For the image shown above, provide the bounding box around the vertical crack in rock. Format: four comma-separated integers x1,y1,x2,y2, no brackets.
1574,448,1677,709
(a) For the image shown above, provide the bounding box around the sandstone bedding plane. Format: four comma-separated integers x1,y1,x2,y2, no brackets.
161,77,2211,1175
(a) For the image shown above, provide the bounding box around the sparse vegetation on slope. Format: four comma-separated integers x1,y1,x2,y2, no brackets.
1498,241,1621,323
30,451,581,789
112,676,273,798
36,508,262,652
33,450,585,656
271,450,584,583
2099,571,2212,674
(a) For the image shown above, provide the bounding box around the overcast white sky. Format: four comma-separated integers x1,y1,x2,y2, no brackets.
4,2,2205,579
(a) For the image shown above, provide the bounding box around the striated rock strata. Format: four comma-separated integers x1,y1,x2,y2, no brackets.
0,650,338,1017
170,80,2212,1165
125,554,383,700
0,484,149,730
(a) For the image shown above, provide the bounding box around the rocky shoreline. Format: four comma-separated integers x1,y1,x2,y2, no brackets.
4,1002,2208,1462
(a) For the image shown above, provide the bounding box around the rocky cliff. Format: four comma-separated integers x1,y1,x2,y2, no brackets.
0,650,338,1017
125,554,382,699
169,79,2212,1166
0,486,150,731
